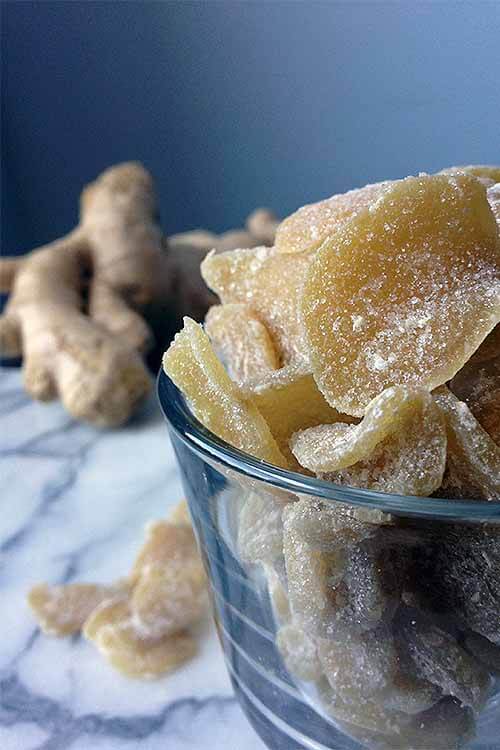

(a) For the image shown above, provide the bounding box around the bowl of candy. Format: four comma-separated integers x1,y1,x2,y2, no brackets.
159,168,500,750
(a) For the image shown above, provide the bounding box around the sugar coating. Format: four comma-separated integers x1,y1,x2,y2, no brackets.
246,368,352,469
302,174,500,416
440,165,500,185
283,500,401,636
204,303,279,384
28,581,129,636
238,491,285,566
291,386,446,496
275,181,392,254
162,317,287,468
83,598,196,679
434,386,500,500
201,246,314,367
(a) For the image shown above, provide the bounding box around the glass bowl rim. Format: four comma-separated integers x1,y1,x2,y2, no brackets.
157,369,500,521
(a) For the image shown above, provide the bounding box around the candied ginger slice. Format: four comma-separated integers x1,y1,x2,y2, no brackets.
245,367,352,469
28,581,128,636
238,491,285,565
168,499,191,526
131,562,206,639
488,183,500,228
204,303,279,384
83,599,196,679
130,520,200,580
450,354,499,445
291,385,444,473
434,386,500,500
201,246,313,366
275,181,392,255
162,318,287,468
302,173,500,416
276,623,322,681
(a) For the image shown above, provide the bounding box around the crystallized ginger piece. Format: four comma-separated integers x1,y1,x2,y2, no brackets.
450,354,499,445
131,562,206,639
83,599,196,679
434,386,500,500
130,519,200,581
238,491,285,566
28,581,129,636
276,622,322,681
291,386,446,497
168,498,191,526
302,173,500,416
246,367,352,469
275,181,392,254
204,303,279,384
283,500,401,636
201,246,313,367
162,318,287,468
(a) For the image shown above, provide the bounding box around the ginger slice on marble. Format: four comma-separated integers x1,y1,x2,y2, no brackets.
28,581,130,637
83,599,196,679
301,173,500,417
168,498,191,526
244,366,353,470
201,245,314,368
162,317,288,468
290,386,446,497
434,386,500,500
275,180,392,255
205,303,280,384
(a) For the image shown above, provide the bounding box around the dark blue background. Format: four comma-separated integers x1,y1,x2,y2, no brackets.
2,1,499,255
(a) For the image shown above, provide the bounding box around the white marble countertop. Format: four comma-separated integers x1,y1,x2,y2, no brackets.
0,367,265,750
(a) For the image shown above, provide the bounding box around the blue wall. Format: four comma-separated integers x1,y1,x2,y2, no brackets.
2,1,499,255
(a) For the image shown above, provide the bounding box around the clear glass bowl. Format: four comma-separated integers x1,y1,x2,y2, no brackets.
158,370,500,750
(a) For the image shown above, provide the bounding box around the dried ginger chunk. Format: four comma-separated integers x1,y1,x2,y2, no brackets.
276,622,322,681
204,303,279,384
245,367,352,469
28,581,129,636
201,245,313,367
168,498,191,526
434,386,500,500
450,353,499,445
396,608,491,712
83,599,196,679
283,500,401,636
275,181,392,254
302,173,500,416
318,628,440,717
238,491,285,566
488,182,500,228
291,386,446,496
162,318,287,468
129,518,206,638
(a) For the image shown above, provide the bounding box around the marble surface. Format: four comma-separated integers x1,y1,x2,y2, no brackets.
0,367,265,750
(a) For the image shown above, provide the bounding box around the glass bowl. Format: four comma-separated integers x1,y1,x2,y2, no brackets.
158,370,500,750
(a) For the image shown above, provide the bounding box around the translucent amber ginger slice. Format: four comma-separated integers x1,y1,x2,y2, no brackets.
204,303,279,384
291,386,446,496
434,386,500,500
162,318,287,468
283,500,401,636
275,181,392,254
83,599,196,679
28,581,129,636
302,173,500,416
488,183,500,228
450,354,499,445
201,246,313,366
245,367,353,469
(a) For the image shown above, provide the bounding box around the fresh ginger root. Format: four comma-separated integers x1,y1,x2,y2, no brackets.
0,162,279,427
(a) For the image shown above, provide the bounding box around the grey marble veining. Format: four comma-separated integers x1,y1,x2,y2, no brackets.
0,367,265,750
